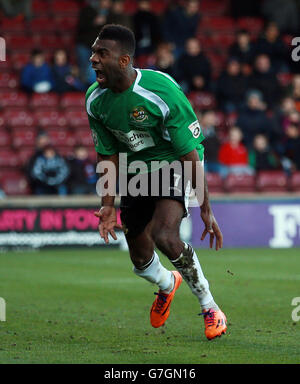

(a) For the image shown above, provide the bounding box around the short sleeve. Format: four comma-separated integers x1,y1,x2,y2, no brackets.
88,114,119,155
163,86,205,157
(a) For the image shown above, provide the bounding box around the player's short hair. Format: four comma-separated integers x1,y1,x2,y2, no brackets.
98,24,136,57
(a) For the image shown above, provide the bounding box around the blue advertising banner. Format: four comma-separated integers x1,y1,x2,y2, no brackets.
191,200,300,248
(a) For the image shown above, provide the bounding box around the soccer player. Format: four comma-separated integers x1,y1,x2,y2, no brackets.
86,24,227,340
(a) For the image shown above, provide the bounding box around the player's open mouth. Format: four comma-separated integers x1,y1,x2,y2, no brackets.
95,69,106,84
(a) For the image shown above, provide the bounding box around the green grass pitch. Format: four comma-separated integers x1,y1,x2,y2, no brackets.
0,247,299,364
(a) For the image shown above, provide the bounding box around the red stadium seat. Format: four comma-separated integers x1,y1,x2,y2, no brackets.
60,92,85,109
0,17,25,32
10,52,31,72
4,110,36,127
57,146,75,157
200,17,236,33
6,36,35,50
0,149,21,167
52,0,80,16
0,129,11,147
34,35,63,50
47,129,76,147
188,92,216,111
289,172,300,192
201,0,229,16
237,18,264,35
0,91,28,108
18,147,35,166
29,17,55,33
55,16,78,32
256,171,288,192
34,110,67,128
74,128,94,147
32,0,49,16
206,172,224,193
65,110,89,127
29,93,59,109
12,128,37,148
0,73,19,89
0,171,30,195
224,174,256,193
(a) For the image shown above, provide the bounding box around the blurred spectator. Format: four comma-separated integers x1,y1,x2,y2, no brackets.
253,22,290,73
148,43,177,78
248,54,282,108
0,185,5,199
133,0,161,56
0,0,31,20
216,58,248,113
21,49,54,93
200,110,222,174
67,146,97,195
76,0,111,84
230,0,261,18
282,122,300,171
162,0,200,58
236,89,277,147
286,75,300,112
249,134,280,171
52,49,86,93
261,0,299,35
29,145,70,195
177,38,211,93
218,126,254,178
229,29,255,64
107,0,133,29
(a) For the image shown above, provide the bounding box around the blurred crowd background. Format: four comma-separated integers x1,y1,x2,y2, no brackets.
1,0,300,197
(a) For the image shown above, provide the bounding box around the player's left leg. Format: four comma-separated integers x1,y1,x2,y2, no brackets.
150,199,227,339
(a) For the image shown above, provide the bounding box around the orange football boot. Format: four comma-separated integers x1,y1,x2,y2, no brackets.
150,271,182,328
201,308,227,340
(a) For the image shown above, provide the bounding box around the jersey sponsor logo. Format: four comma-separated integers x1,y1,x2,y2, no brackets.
188,120,201,138
130,107,148,123
109,128,155,152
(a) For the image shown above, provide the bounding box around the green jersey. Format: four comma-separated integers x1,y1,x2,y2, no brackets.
85,69,205,173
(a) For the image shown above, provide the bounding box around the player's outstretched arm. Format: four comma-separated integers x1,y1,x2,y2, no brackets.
94,153,122,244
200,175,223,250
180,149,223,251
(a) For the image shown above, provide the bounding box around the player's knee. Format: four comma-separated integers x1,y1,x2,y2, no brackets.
152,229,181,258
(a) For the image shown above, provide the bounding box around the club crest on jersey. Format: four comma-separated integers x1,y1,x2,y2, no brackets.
130,107,148,123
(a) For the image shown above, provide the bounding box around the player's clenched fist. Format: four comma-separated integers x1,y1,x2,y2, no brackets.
94,206,123,244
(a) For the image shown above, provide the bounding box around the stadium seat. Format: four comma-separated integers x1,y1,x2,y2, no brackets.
256,171,288,192
57,146,75,157
0,17,25,32
47,129,76,147
65,110,89,127
0,149,21,167
74,128,94,147
224,173,256,193
29,93,60,110
4,110,36,127
12,128,37,148
0,91,29,109
6,36,35,50
0,73,19,89
10,52,31,71
55,16,78,32
52,0,80,16
206,172,224,193
34,35,63,50
18,147,35,166
29,17,55,33
289,172,300,192
0,170,30,195
60,93,85,109
0,129,11,147
201,0,229,16
237,18,264,35
188,92,216,110
200,17,236,33
34,110,67,128
32,0,49,16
